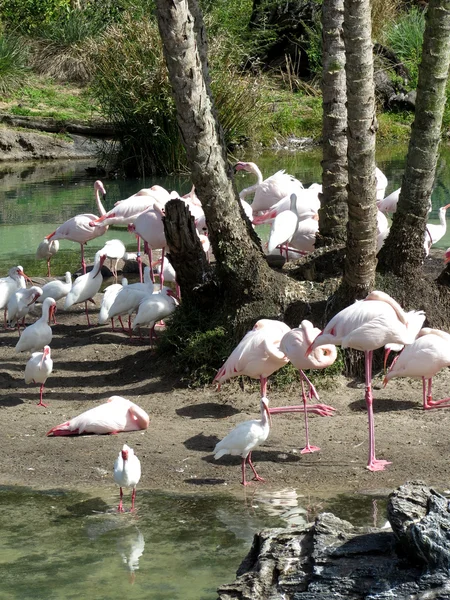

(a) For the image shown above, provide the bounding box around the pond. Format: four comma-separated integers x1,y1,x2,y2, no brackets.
0,484,388,600
0,146,448,597
1,143,450,276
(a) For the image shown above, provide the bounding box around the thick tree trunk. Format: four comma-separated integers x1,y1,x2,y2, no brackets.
340,0,378,301
154,0,300,333
377,0,450,278
316,0,348,247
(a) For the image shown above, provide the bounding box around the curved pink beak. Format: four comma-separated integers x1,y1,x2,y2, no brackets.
18,269,33,285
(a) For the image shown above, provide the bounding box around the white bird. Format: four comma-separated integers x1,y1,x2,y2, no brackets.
114,444,141,512
98,278,128,329
98,239,127,280
36,238,59,276
90,187,168,228
107,272,154,332
377,210,390,254
15,297,56,354
377,187,401,214
64,252,107,326
24,345,53,407
46,396,150,436
0,266,31,326
235,161,303,214
132,287,179,341
375,167,388,201
7,285,43,331
37,272,72,307
213,396,271,486
45,180,108,274
424,204,450,256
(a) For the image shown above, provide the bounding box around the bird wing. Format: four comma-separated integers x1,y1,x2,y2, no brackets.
267,211,298,252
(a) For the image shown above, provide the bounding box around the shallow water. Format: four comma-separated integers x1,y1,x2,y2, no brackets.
0,485,388,600
1,145,450,276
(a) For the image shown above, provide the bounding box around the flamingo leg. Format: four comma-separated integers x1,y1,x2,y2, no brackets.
144,242,154,283
37,384,48,408
247,452,265,483
80,243,87,274
131,487,137,511
300,375,320,454
160,247,165,289
423,376,450,408
269,404,336,417
137,236,143,283
47,258,51,277
365,350,391,472
118,487,124,512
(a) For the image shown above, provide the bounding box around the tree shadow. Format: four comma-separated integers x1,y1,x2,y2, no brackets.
348,398,417,412
184,478,227,486
176,403,240,419
0,395,24,407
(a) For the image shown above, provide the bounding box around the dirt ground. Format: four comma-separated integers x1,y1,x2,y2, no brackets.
2,268,450,499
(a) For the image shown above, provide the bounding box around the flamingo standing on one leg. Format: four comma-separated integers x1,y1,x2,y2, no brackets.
114,444,141,512
24,345,53,407
384,327,450,410
64,252,107,326
45,181,108,274
279,320,337,454
308,290,426,471
213,396,271,486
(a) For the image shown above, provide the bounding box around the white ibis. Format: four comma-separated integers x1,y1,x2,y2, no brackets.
15,297,56,354
7,285,43,332
64,252,107,326
24,345,53,407
36,238,59,276
114,444,141,512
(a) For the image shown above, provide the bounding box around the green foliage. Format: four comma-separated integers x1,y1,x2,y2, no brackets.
0,0,70,34
0,33,30,95
381,7,425,88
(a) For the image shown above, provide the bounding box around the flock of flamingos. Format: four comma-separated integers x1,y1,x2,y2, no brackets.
2,161,450,508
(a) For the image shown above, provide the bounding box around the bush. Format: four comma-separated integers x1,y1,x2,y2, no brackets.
0,33,30,96
0,0,70,34
381,7,426,88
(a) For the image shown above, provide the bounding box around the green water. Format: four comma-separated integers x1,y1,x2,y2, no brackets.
0,485,388,600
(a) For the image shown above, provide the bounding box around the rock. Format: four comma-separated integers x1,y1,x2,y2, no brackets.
217,482,450,600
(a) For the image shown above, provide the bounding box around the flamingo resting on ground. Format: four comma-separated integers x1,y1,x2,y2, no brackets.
24,345,53,407
45,180,108,274
308,290,426,471
15,297,56,354
213,396,271,486
114,444,141,512
46,396,150,436
279,320,337,454
384,327,450,410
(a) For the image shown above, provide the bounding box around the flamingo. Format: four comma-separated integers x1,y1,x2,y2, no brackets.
213,396,271,486
64,252,107,326
278,320,337,454
15,297,56,354
35,238,59,276
308,290,426,471
424,204,450,256
375,167,388,201
46,396,150,435
7,285,43,332
131,287,179,342
384,328,450,410
45,180,108,274
0,266,31,327
252,185,321,225
114,444,141,512
98,239,127,280
235,161,303,214
214,319,291,398
377,188,401,214
129,203,167,285
24,345,53,407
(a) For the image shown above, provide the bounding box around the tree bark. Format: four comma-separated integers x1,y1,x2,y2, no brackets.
377,0,450,278
316,0,348,247
340,0,378,301
154,0,299,331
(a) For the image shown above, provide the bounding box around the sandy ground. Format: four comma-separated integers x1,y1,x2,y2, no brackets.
1,271,450,499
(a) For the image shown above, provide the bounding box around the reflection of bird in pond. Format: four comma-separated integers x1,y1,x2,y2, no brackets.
117,528,145,583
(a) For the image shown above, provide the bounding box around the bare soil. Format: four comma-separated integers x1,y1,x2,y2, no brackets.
2,273,450,498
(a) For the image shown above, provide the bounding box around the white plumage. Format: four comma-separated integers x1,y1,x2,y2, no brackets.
214,396,271,485
114,444,141,512
64,252,107,326
131,287,179,339
15,297,56,354
38,272,72,304
7,285,43,328
36,238,59,276
24,345,53,407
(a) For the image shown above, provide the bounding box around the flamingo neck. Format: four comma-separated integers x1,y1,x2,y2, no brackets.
96,189,107,216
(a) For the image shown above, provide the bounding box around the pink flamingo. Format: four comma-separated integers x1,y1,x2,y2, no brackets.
308,290,426,471
128,203,167,286
47,396,149,435
279,320,337,454
384,327,450,410
45,181,108,274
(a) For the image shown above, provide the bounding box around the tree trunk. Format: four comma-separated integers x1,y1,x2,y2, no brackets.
340,0,378,301
316,0,348,247
377,0,450,278
154,0,301,333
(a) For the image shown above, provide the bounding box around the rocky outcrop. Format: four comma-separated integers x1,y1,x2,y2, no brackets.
218,481,450,600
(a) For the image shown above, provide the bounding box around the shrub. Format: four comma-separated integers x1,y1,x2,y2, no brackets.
0,33,30,96
0,0,70,34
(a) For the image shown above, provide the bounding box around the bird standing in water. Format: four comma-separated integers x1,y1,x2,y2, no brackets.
213,396,271,486
114,444,141,512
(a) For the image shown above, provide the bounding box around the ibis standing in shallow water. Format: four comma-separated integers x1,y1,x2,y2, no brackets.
214,396,272,486
114,444,141,512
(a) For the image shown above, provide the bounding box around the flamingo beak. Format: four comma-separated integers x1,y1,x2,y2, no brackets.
305,341,315,357
444,204,450,210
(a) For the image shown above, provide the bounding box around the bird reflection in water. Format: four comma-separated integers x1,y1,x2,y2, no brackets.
250,488,310,529
117,527,145,584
